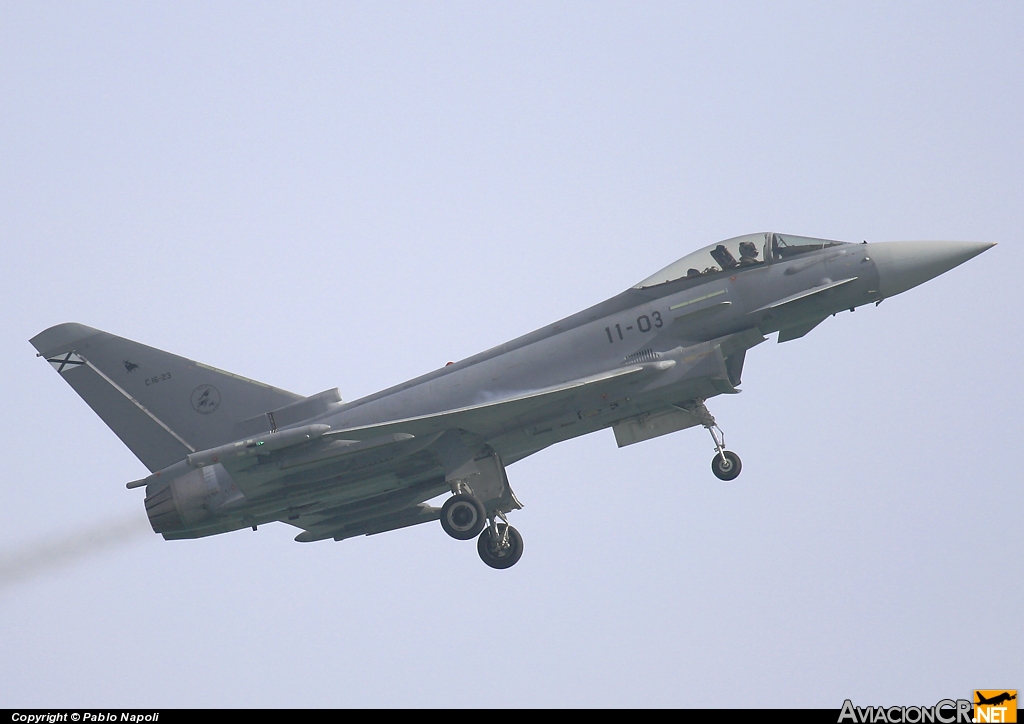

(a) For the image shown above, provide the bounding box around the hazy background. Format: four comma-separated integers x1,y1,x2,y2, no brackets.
1,1,1020,708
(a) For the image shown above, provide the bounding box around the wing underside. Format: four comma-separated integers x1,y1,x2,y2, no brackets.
238,363,673,542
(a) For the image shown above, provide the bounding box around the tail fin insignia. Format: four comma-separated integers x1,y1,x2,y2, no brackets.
47,352,85,373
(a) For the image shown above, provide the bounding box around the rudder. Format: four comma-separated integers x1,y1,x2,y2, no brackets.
31,323,305,472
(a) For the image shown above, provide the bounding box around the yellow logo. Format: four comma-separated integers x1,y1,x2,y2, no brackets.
974,691,1017,723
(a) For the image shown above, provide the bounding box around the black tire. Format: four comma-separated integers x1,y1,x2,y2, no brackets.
711,450,742,481
439,494,487,540
477,524,524,569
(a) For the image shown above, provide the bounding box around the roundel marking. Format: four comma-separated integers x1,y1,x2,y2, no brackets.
191,384,221,414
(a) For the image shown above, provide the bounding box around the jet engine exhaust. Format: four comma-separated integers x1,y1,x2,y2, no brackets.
0,512,151,593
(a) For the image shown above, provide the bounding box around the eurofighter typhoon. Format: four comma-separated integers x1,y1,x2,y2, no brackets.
31,234,993,568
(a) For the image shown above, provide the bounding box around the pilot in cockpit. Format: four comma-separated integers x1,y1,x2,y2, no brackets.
738,240,762,266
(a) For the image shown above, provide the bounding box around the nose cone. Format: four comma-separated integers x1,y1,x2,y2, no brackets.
868,240,995,298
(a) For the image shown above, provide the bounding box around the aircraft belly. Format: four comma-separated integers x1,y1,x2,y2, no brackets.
293,504,443,543
191,470,448,540
613,407,701,447
154,438,450,540
491,362,732,463
286,482,450,542
255,449,440,502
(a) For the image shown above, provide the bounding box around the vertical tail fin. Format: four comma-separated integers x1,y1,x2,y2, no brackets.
31,323,305,472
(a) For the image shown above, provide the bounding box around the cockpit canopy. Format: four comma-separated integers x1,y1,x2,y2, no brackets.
634,232,850,288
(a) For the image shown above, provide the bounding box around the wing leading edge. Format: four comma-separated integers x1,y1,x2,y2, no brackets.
330,361,673,441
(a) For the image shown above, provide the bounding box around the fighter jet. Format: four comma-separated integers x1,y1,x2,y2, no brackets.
30,233,993,569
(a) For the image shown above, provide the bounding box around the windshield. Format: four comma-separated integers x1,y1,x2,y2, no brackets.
634,232,849,288
771,233,846,260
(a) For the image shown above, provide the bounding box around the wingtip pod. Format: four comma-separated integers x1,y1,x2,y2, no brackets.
868,240,995,298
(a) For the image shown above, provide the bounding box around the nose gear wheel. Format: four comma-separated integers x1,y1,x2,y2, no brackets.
677,399,743,481
711,450,742,480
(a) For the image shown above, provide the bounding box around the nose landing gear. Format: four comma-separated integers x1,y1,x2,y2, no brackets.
679,399,743,481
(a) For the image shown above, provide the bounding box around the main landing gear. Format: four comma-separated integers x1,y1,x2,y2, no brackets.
680,399,743,481
439,493,487,540
477,515,524,570
440,490,524,569
435,437,524,568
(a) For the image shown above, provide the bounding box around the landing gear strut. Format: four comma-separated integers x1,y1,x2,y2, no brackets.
477,513,524,569
680,399,743,481
434,437,525,567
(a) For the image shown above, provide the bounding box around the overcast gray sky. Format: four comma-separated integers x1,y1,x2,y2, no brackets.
1,1,1020,708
